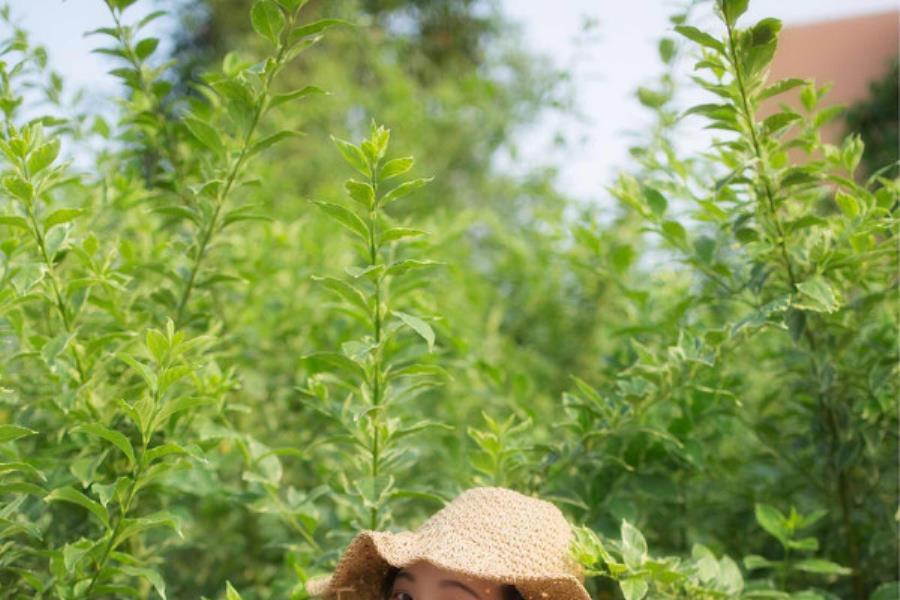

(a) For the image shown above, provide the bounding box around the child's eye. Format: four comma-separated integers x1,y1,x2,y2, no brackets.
392,593,413,600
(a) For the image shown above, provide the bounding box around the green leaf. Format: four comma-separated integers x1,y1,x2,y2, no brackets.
117,511,183,543
834,189,859,218
311,275,368,312
658,37,676,64
277,0,307,10
754,503,789,545
383,259,443,277
221,204,272,228
381,227,426,244
718,556,744,594
248,130,304,156
683,103,736,122
620,577,648,600
674,25,724,53
345,180,375,209
643,187,667,216
92,479,121,507
345,264,384,280
794,559,851,576
749,18,781,47
0,425,37,444
225,581,243,600
392,310,435,351
780,167,819,188
720,0,749,26
45,486,110,529
382,177,432,205
795,276,842,313
759,77,807,101
380,156,414,181
301,351,366,380
3,175,34,203
800,84,818,112
0,215,29,230
661,220,687,246
118,353,157,390
146,328,168,362
0,460,46,481
331,136,369,176
109,0,138,10
27,139,61,173
313,201,369,241
251,0,285,44
118,565,167,599
41,332,73,365
289,18,350,43
762,111,801,134
269,85,327,109
143,442,207,465
390,363,452,380
43,208,83,229
387,420,454,442
0,482,46,497
153,396,216,429
637,86,668,109
620,520,648,570
744,554,777,570
693,235,716,263
184,117,225,155
814,104,845,128
797,508,828,529
134,37,159,60
62,538,94,573
364,123,391,163
787,536,819,552
870,582,900,600
71,423,136,467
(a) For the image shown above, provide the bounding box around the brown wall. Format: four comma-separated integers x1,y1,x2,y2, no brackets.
763,10,898,144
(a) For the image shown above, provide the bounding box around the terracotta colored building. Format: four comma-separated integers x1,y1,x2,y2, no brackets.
764,9,898,145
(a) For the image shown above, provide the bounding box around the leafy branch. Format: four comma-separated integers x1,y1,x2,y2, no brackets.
302,122,448,531
171,0,343,326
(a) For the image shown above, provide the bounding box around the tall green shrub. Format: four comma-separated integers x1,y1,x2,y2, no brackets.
558,1,897,598
300,122,448,536
0,0,343,596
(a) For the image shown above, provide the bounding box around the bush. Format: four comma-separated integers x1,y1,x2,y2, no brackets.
0,0,895,599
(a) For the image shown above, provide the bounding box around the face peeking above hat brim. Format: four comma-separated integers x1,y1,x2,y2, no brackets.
306,487,593,600
305,529,593,600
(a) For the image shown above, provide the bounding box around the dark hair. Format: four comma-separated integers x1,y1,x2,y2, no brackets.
382,566,525,600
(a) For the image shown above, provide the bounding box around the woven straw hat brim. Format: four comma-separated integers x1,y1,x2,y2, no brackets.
305,530,593,600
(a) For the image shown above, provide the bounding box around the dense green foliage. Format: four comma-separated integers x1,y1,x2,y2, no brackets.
0,0,896,599
845,57,899,179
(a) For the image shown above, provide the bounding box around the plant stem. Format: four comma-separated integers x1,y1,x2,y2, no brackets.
174,24,290,327
723,19,798,291
103,1,183,188
83,386,157,598
24,197,87,385
368,170,382,531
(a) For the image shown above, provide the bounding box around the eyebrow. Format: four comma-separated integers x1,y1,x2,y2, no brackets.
395,571,483,600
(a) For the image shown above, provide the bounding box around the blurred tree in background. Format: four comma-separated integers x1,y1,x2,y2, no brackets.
845,57,899,179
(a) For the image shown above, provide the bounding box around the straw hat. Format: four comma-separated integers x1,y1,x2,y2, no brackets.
306,486,592,600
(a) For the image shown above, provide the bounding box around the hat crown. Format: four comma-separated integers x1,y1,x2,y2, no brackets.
411,486,581,579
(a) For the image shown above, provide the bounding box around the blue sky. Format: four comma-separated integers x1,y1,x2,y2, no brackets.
14,0,898,203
